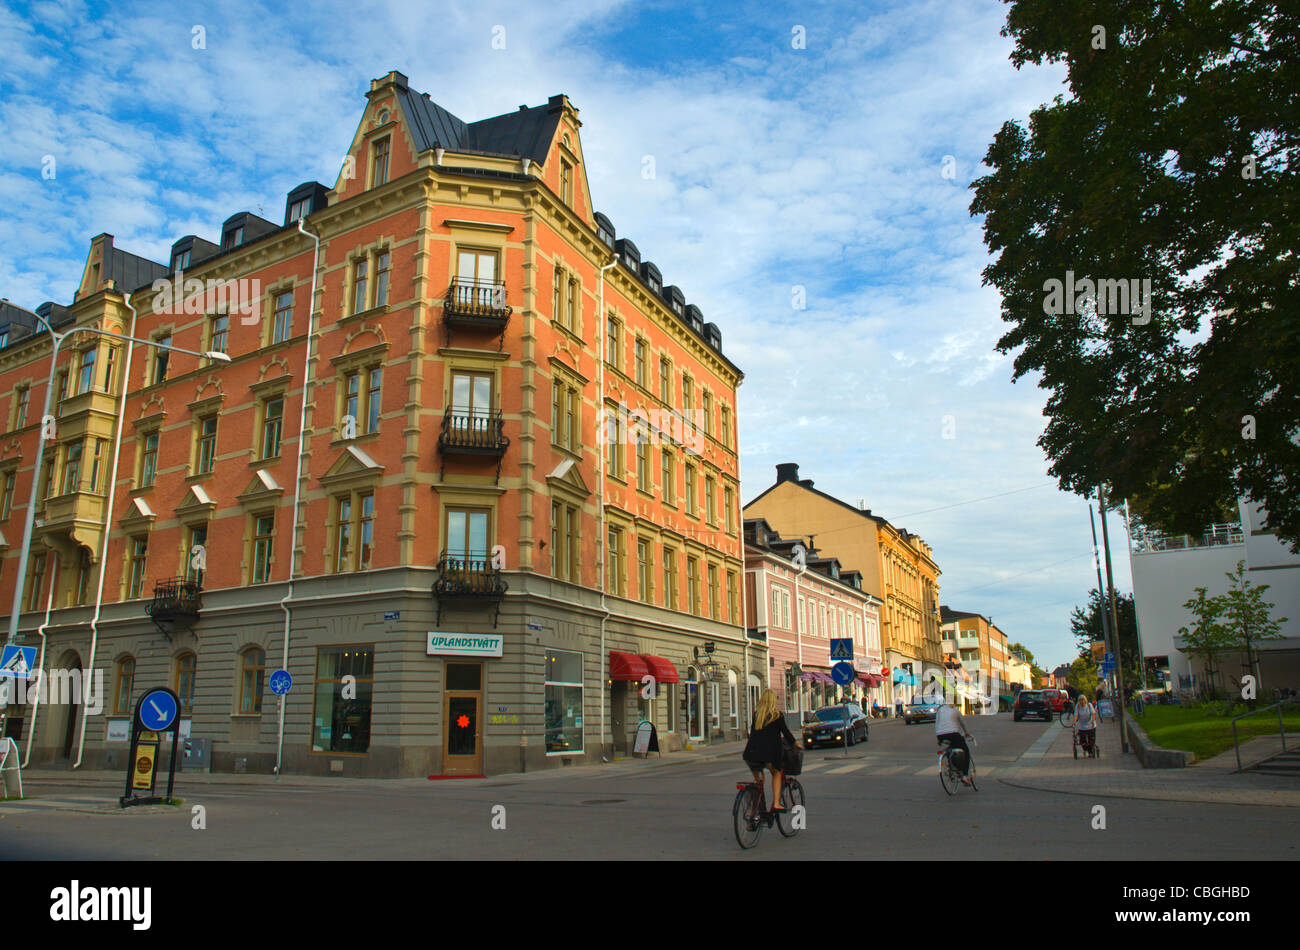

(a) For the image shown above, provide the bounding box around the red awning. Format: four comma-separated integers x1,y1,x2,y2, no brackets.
609,651,651,681
639,654,680,684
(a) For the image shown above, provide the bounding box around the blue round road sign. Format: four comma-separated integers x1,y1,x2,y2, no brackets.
831,662,856,686
269,670,293,695
138,688,179,732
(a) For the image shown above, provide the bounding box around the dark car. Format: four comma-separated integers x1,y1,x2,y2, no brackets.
803,704,869,747
1013,690,1052,721
904,700,942,725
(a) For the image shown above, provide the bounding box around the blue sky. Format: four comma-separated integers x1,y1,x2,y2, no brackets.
0,0,1136,670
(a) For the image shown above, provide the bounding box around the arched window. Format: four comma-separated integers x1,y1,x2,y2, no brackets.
686,667,703,740
239,647,266,714
175,653,197,713
113,656,135,716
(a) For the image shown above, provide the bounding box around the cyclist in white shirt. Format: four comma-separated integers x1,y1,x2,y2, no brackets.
935,698,974,785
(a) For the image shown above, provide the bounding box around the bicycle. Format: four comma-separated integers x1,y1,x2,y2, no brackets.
938,735,978,796
1058,700,1076,728
733,774,805,849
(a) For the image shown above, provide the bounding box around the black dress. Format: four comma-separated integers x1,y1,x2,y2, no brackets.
743,714,797,771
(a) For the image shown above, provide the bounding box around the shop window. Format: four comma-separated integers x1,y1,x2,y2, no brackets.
545,648,583,754
312,646,374,753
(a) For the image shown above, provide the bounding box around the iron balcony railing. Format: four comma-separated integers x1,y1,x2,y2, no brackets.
433,553,508,599
443,277,511,323
145,577,202,620
439,407,509,454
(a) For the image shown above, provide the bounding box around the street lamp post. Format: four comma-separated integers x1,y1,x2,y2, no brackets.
2,314,229,649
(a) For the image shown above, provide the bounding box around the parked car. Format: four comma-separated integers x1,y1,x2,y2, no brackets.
904,700,942,725
1013,690,1052,721
803,704,869,747
1041,689,1070,712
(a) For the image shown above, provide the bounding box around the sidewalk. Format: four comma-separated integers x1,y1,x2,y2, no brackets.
998,718,1300,807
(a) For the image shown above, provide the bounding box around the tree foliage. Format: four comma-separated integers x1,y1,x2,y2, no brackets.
1069,588,1141,680
970,0,1300,547
1066,655,1101,697
1177,586,1233,698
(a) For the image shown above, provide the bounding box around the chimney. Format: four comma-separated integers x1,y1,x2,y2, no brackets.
775,463,799,484
798,478,814,488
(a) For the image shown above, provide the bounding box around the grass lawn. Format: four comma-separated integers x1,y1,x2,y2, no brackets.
1135,704,1300,762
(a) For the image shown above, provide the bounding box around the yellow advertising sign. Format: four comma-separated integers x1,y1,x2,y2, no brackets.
1090,641,1106,661
132,740,158,791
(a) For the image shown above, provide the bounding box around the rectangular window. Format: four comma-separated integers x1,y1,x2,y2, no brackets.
659,358,671,403
252,514,275,583
344,371,360,429
27,553,47,611
683,377,693,415
366,367,382,433
565,505,578,581
374,251,391,308
553,267,563,322
261,397,284,459
333,493,375,572
637,539,652,604
606,527,624,597
371,137,390,188
663,547,677,610
15,387,29,428
551,380,562,444
605,316,619,369
687,557,700,615
636,439,650,489
560,159,572,204
40,450,55,501
87,439,104,493
727,571,738,625
708,563,719,619
359,493,374,570
273,291,293,343
140,432,159,487
605,422,621,478
287,198,311,223
127,539,147,599
102,346,117,393
352,259,368,315
335,496,352,573
240,648,265,714
1,472,14,519
705,475,716,524
550,501,579,582
61,441,82,494
196,417,217,474
545,648,583,754
684,464,696,516
702,391,713,436
724,486,735,534
152,336,171,385
185,525,207,584
567,278,578,330
721,405,731,448
77,347,96,395
446,507,490,561
661,451,675,505
175,654,196,713
76,550,92,606
566,388,579,452
634,339,646,387
209,314,229,354
312,646,374,753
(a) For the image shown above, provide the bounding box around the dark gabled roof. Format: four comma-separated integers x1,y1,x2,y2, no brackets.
396,86,563,165
0,299,40,345
744,469,888,530
940,606,988,626
104,245,169,295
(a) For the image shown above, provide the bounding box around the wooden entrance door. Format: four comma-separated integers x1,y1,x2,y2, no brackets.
442,661,483,775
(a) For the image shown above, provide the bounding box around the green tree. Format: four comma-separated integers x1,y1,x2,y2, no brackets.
1069,589,1141,683
1217,559,1287,703
1066,655,1101,698
1177,587,1233,699
969,1,1300,548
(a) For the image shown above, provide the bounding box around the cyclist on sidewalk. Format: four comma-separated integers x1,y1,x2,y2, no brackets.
743,689,800,814
935,697,974,785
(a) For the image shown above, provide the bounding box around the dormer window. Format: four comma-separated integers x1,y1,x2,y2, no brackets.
222,226,243,251
172,249,191,270
287,198,311,224
371,138,391,188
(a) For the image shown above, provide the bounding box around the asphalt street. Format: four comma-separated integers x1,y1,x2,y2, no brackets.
3,715,1297,860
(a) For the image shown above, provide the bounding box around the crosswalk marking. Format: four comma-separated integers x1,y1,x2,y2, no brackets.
826,763,867,774
916,764,938,775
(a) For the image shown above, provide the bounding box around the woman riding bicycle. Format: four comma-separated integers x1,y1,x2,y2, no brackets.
743,689,800,813
935,697,974,785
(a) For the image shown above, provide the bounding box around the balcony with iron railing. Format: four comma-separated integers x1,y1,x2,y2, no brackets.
438,407,509,479
432,552,508,627
443,277,511,344
1131,522,1244,553
145,577,202,636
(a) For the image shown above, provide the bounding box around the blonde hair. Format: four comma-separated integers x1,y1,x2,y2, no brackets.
755,689,780,728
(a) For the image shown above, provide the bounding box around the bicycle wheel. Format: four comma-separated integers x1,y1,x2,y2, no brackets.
939,756,957,796
968,764,978,791
1059,709,1076,727
777,779,804,837
733,786,763,849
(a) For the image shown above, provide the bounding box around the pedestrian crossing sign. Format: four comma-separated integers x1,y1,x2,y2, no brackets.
0,645,36,679
830,639,853,661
